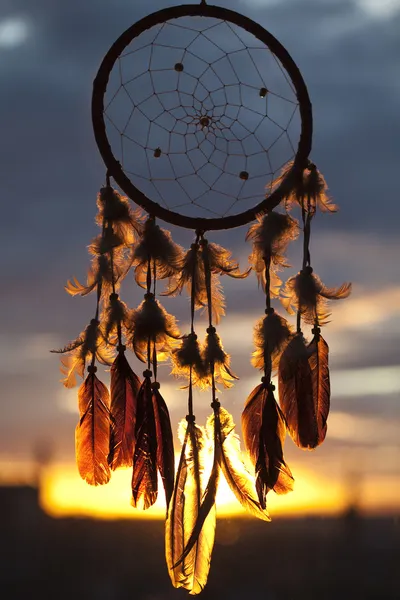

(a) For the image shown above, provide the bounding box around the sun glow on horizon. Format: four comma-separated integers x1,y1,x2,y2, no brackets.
40,459,348,521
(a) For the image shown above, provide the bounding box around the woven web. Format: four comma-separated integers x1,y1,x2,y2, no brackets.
104,16,301,219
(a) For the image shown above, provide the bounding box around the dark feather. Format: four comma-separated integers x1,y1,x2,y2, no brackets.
108,352,140,470
278,333,318,449
131,378,158,509
152,387,175,510
242,384,293,508
307,332,330,447
75,373,112,486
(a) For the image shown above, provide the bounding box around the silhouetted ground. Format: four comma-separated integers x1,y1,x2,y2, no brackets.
1,486,399,599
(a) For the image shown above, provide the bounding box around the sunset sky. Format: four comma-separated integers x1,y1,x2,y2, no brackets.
1,0,399,520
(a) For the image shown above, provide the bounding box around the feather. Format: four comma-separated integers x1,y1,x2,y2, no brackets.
52,319,115,388
166,420,216,595
242,384,293,507
152,386,175,510
252,309,293,376
101,293,130,344
278,333,318,449
108,352,140,470
65,234,131,298
96,186,143,244
203,328,238,389
247,211,299,293
166,243,225,324
203,240,250,279
280,331,330,450
212,408,270,521
272,160,338,213
132,217,184,287
75,373,112,486
171,333,208,388
281,267,352,325
128,294,181,363
131,377,158,509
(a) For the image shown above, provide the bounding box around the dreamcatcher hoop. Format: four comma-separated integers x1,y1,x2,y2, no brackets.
92,2,313,230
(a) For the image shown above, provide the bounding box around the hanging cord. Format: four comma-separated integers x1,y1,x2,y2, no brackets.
201,235,220,415
296,193,313,333
186,232,202,419
263,252,273,383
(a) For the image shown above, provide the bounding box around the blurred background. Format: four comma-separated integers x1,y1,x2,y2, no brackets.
0,0,399,598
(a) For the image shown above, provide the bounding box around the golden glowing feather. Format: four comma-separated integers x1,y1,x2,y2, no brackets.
166,420,216,595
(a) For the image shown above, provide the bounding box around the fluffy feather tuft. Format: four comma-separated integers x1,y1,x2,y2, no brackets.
203,329,238,389
132,218,184,287
96,186,143,244
127,294,181,362
281,267,351,325
252,310,293,376
171,333,208,388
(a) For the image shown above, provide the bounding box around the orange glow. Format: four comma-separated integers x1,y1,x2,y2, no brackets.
41,459,349,520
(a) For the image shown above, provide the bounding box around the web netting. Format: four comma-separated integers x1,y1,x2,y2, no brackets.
104,16,301,220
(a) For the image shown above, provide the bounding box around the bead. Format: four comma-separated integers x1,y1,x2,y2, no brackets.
110,293,119,301
151,381,161,390
265,307,275,315
117,344,126,352
90,318,100,325
87,365,97,374
206,326,216,334
211,400,220,410
186,414,196,423
143,369,152,378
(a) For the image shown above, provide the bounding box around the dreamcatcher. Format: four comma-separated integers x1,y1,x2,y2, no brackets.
53,1,351,594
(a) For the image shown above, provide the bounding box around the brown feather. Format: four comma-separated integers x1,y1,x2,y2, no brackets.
242,384,293,508
75,373,112,486
131,378,158,509
307,332,330,447
152,387,175,510
108,352,140,470
96,186,143,244
278,333,318,449
204,241,250,279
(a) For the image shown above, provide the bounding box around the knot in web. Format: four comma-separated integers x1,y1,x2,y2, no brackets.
102,14,303,222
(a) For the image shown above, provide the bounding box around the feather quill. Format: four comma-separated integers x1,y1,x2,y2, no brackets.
166,420,216,595
242,384,293,508
75,372,112,486
131,377,158,509
108,352,140,470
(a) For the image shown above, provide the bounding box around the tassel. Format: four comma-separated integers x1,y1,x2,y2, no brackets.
203,327,238,388
166,419,216,595
52,318,114,388
132,217,184,287
65,231,130,298
166,243,225,324
247,211,299,293
152,384,175,510
281,266,352,325
102,293,130,344
75,370,112,486
272,161,338,213
242,383,293,508
128,293,181,362
131,375,158,509
108,350,140,470
171,333,208,388
96,185,143,244
279,331,330,449
252,309,292,376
